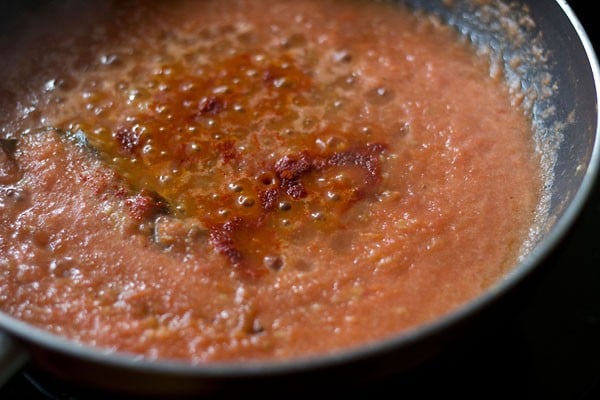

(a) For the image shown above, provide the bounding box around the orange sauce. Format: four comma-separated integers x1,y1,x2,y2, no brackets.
0,0,541,362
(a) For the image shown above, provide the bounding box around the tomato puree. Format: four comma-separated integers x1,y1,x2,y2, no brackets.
0,0,541,362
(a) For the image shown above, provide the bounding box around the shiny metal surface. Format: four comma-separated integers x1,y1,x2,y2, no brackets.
0,0,598,397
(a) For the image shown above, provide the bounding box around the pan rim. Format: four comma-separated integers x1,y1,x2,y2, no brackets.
0,0,599,381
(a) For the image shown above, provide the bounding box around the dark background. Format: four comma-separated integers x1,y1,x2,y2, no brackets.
1,0,599,399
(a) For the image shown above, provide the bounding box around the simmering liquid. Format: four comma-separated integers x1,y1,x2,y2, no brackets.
0,0,541,362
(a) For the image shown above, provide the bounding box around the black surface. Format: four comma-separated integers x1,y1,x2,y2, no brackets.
1,0,599,399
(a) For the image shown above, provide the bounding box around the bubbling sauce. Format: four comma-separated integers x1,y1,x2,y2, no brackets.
0,0,541,362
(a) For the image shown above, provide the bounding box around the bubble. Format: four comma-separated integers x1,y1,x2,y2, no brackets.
392,121,410,138
228,182,243,192
92,126,109,136
237,195,255,207
126,89,141,102
43,79,58,92
311,211,325,220
332,74,356,91
334,172,351,184
48,74,76,91
180,82,195,92
142,144,153,154
272,77,287,88
278,201,291,211
315,135,348,152
263,255,284,271
81,90,94,100
186,142,200,153
280,33,306,48
159,175,172,184
257,172,278,186
155,104,169,114
93,107,107,116
365,86,395,105
303,118,316,129
49,258,76,278
212,85,229,95
0,186,28,205
99,53,121,66
327,191,341,201
331,49,352,63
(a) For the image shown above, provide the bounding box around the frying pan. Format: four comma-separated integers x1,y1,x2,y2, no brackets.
0,0,599,397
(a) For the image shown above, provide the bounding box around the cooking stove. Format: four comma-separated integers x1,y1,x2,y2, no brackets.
1,1,599,399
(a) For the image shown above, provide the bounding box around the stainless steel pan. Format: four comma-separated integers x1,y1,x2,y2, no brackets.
0,0,598,397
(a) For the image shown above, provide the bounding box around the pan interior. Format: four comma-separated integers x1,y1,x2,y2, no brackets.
0,0,598,376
